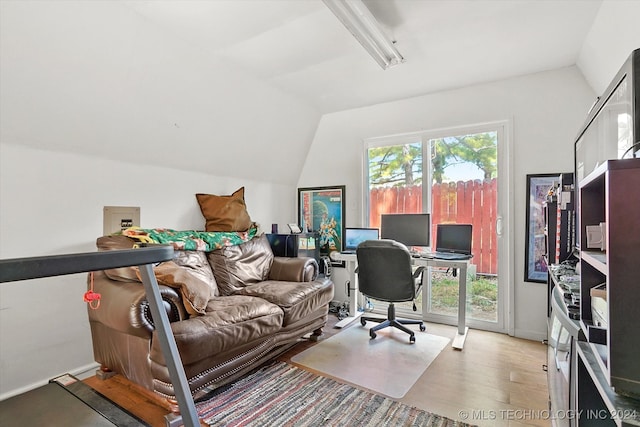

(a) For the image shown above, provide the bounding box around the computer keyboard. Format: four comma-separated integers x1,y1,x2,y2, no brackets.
432,252,472,260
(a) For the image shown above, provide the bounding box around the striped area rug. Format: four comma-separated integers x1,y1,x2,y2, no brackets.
197,361,474,426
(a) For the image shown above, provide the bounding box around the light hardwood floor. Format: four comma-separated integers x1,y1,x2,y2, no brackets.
85,316,550,427
394,322,550,427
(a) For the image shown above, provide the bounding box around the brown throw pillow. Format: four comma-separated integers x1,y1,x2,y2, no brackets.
195,187,252,232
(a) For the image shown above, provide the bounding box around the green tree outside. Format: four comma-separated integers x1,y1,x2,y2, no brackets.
368,132,497,187
368,143,423,187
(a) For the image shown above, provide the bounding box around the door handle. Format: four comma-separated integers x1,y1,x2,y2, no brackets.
496,216,503,236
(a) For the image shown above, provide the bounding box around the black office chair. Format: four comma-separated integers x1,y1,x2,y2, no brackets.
356,239,426,343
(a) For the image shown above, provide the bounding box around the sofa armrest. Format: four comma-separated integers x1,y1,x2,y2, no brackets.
268,257,318,282
87,270,188,339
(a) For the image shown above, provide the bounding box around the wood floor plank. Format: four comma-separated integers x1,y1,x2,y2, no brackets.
84,374,172,427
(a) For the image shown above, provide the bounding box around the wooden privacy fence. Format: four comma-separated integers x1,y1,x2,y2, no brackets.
369,179,497,275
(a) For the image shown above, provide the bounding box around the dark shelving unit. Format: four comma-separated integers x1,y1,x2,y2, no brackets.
576,159,640,426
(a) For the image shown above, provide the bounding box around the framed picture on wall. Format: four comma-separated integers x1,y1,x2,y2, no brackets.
524,173,559,283
297,186,345,264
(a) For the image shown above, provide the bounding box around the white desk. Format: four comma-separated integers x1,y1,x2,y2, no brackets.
330,252,470,350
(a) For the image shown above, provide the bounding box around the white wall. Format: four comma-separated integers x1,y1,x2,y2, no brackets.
577,0,640,95
0,142,296,398
0,0,320,185
299,67,596,340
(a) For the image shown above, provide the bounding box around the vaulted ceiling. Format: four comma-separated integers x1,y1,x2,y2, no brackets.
3,0,631,184
121,0,603,113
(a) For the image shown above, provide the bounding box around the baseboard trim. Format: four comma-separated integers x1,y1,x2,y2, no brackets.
0,362,100,401
514,328,547,342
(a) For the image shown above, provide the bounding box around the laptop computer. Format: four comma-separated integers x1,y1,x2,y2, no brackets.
342,228,379,254
433,224,473,260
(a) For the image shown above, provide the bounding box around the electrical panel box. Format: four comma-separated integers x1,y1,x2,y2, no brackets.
103,206,140,236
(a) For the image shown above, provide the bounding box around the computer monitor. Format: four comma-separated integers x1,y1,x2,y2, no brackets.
435,224,472,255
344,228,379,251
380,213,430,247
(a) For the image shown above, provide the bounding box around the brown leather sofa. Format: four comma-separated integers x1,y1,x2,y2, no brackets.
87,233,334,407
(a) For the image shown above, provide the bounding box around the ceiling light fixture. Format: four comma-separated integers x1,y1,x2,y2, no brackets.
322,0,405,70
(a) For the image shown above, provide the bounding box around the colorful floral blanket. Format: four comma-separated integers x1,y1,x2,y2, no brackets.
120,226,258,251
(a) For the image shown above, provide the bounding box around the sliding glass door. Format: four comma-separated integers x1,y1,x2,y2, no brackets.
364,122,508,333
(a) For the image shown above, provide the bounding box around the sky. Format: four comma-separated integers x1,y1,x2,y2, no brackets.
442,161,484,182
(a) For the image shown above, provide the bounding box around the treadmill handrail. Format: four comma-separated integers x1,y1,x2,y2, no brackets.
0,246,175,283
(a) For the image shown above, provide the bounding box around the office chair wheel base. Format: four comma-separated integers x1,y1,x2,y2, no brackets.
409,334,416,343
419,324,426,332
369,330,377,340
360,317,367,327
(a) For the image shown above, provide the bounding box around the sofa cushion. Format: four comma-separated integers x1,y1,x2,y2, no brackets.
195,187,253,232
173,251,218,297
138,261,214,316
236,278,334,326
151,295,283,366
208,234,274,296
